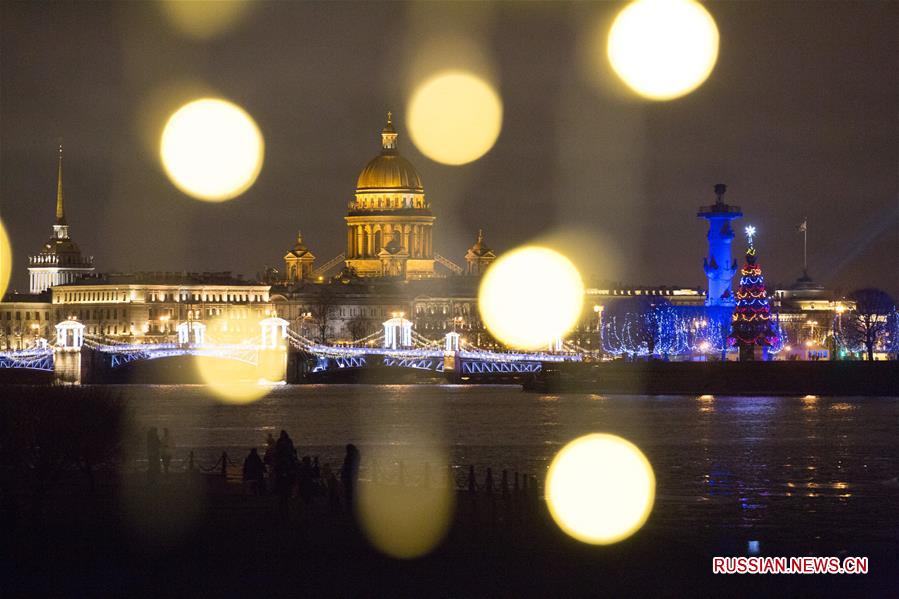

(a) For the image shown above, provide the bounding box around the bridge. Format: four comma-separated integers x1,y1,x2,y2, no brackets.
0,315,585,383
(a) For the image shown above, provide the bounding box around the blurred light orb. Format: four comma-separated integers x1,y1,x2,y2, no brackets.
160,98,264,202
194,355,271,404
546,433,655,545
159,0,251,40
607,0,719,101
0,219,11,299
478,246,584,350
358,448,455,559
407,70,502,165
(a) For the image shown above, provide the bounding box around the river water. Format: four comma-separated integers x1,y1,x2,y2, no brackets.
117,384,899,550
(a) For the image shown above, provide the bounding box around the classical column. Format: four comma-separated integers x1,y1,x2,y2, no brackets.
347,228,353,258
356,225,364,257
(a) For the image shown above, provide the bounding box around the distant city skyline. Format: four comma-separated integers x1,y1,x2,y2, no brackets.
2,1,896,297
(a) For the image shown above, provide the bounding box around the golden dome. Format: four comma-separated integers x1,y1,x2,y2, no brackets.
355,112,423,192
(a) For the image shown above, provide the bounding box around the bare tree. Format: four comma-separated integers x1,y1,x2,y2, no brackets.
841,288,895,361
309,288,337,344
347,315,375,342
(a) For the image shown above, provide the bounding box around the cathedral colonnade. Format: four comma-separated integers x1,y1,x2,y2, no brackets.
346,222,433,259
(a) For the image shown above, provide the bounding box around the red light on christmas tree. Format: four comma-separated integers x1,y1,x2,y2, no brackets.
728,226,779,361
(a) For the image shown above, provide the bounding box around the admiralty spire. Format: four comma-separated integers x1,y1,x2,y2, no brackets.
28,145,94,293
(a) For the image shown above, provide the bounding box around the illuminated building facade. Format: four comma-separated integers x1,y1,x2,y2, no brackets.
50,272,272,339
465,230,496,276
772,276,851,360
283,232,316,282
0,293,52,350
28,146,94,293
0,133,866,361
344,113,437,279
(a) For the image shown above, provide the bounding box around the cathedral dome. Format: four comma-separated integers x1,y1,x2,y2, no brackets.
355,112,423,192
356,155,423,191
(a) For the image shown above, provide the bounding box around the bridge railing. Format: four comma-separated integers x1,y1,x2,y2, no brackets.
0,347,55,371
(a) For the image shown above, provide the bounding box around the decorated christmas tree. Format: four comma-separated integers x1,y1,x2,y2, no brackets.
728,226,779,361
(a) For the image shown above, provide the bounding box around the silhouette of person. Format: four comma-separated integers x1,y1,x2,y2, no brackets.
160,428,173,476
146,427,161,484
263,432,276,490
340,444,360,510
274,430,297,514
243,448,266,495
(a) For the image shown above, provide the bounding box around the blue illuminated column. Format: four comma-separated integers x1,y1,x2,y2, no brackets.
697,184,742,306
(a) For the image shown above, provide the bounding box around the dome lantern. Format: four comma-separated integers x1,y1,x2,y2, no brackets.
381,111,397,153
355,111,423,192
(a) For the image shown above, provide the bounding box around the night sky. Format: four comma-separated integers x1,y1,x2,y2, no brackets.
2,1,897,296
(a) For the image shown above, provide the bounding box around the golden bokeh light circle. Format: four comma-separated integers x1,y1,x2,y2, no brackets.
407,70,503,165
160,0,251,41
607,0,719,101
193,354,273,405
160,98,264,202
0,218,11,299
357,447,455,559
478,246,584,350
191,313,284,404
546,433,655,545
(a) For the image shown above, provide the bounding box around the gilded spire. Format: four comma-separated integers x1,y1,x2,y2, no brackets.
293,230,308,252
381,110,398,153
56,144,66,225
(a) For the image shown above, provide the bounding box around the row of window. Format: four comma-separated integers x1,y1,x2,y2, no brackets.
414,304,474,316
57,290,267,303
357,195,424,209
148,291,265,303
3,311,51,321
59,291,127,303
3,325,50,335
294,306,403,319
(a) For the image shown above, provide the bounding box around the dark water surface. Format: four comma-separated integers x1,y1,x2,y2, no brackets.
119,384,899,551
